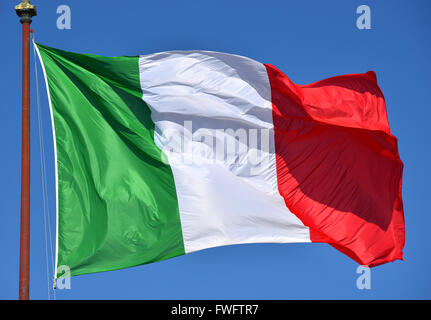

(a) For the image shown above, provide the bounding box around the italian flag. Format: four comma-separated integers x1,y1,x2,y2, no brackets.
35,43,405,278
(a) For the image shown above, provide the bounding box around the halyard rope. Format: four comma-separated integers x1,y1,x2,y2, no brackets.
32,33,56,300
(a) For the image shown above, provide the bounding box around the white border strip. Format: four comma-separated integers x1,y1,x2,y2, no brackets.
33,41,59,281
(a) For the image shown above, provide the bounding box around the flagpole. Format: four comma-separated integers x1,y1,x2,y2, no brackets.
15,0,36,300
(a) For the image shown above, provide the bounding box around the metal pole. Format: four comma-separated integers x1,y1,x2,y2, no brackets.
15,0,36,300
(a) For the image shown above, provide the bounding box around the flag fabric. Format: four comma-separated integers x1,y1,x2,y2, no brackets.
35,43,404,277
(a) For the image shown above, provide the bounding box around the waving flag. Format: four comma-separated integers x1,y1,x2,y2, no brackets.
35,43,404,277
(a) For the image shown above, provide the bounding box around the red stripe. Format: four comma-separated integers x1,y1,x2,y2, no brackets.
265,64,405,267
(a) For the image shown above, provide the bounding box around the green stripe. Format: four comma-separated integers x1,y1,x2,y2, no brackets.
36,44,185,277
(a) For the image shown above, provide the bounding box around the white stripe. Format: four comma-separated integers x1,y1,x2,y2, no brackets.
139,51,310,253
34,42,60,280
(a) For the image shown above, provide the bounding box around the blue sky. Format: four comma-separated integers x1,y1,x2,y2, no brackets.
1,0,430,299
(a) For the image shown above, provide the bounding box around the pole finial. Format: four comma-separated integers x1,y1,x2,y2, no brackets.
15,0,37,24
